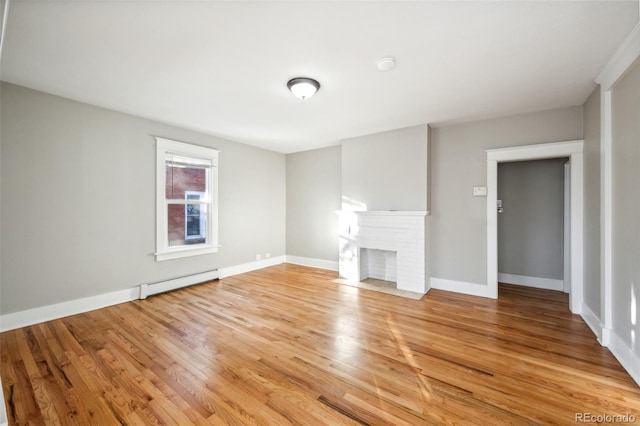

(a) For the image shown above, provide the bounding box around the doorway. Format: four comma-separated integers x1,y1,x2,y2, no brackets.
497,158,569,292
486,140,584,313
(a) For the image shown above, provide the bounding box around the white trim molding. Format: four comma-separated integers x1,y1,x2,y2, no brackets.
0,287,139,332
608,330,640,387
600,327,612,347
498,273,563,292
486,140,584,313
580,302,603,343
563,162,571,294
596,22,640,91
485,140,584,163
569,150,584,314
600,89,614,348
0,0,10,61
431,277,495,298
0,257,285,332
218,255,285,279
595,21,640,363
285,255,339,271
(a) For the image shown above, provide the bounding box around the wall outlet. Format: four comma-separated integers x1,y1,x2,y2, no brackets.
256,254,262,261
265,253,271,258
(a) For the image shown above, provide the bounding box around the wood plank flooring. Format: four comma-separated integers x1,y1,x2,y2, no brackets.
2,263,639,425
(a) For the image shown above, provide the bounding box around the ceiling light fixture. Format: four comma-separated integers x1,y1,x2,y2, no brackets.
287,77,320,100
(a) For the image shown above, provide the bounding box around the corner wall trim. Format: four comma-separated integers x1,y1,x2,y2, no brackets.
580,302,603,342
498,273,563,291
596,22,640,91
0,287,139,332
430,277,496,299
285,255,339,271
218,255,285,279
607,330,640,387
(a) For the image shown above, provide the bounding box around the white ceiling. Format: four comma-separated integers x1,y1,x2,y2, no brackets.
2,1,638,154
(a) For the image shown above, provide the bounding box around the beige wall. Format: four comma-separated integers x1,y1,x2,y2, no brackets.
583,87,601,314
286,146,341,262
611,61,640,352
430,107,583,285
498,158,567,281
341,125,429,212
0,83,286,313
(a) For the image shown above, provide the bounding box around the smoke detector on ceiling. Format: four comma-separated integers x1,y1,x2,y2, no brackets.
377,56,396,72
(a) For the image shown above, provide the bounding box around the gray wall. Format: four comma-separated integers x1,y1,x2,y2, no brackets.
430,107,583,285
1,83,286,313
498,158,566,281
583,87,601,314
611,62,640,353
341,125,428,211
286,146,341,262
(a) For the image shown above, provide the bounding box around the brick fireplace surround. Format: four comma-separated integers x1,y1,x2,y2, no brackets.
337,211,430,294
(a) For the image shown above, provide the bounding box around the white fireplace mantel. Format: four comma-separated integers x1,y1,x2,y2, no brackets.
337,210,430,294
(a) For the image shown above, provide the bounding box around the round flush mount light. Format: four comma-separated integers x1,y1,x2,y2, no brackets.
377,56,396,72
287,77,320,100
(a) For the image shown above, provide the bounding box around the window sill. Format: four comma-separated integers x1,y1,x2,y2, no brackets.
155,245,219,261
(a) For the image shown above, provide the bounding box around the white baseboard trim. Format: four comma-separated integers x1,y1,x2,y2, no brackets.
600,327,611,347
0,287,139,332
430,277,496,299
607,330,640,387
0,256,286,332
219,255,285,279
285,255,339,271
584,299,639,387
580,302,603,342
498,273,563,291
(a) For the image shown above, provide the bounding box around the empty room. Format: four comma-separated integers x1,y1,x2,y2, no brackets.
1,1,639,424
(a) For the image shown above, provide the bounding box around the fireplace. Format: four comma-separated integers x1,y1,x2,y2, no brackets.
338,211,430,294
360,248,397,282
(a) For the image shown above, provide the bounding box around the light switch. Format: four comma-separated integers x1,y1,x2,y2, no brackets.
473,186,487,197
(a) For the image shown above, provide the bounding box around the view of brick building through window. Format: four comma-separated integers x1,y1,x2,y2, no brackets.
166,165,207,246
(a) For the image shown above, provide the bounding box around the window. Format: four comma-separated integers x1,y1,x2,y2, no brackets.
155,137,219,261
185,191,206,241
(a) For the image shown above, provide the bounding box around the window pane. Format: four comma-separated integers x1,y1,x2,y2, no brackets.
165,163,208,199
186,214,200,236
168,203,207,247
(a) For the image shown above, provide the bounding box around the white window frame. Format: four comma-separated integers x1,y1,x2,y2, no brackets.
184,190,206,240
155,137,219,261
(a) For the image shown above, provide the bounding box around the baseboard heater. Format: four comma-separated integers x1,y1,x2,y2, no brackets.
139,269,219,299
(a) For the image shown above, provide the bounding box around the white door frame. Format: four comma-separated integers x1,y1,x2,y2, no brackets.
563,161,571,294
486,140,584,313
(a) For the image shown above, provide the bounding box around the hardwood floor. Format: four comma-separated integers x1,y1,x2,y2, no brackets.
2,263,639,425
